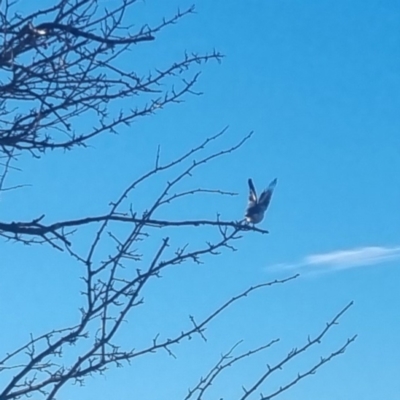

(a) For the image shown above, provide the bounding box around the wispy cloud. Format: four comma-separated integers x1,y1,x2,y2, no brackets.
271,245,400,275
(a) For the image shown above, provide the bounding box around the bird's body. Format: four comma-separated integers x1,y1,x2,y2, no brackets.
245,178,277,224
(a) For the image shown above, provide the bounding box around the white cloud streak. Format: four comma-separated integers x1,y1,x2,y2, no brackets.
272,245,400,274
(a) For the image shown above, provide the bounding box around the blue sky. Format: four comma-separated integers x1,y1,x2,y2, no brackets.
0,0,399,399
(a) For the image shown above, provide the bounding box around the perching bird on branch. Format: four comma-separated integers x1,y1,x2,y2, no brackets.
245,178,277,224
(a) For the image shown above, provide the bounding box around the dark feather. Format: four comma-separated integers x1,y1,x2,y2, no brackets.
258,178,277,211
247,178,257,207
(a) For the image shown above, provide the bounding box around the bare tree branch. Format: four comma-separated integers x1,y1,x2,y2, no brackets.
0,2,356,400
0,276,299,400
241,302,356,400
0,1,222,156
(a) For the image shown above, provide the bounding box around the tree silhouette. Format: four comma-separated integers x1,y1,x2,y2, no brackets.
0,1,356,399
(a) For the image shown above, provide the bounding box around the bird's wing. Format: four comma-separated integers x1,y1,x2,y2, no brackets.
247,178,257,207
258,178,277,212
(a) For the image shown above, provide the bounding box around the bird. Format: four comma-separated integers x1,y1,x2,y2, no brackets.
245,178,277,224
